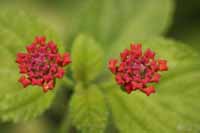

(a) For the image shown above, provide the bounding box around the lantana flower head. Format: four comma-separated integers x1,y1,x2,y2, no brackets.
108,43,168,96
16,36,71,92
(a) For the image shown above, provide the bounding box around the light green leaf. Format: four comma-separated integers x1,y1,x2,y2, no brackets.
66,0,174,49
111,37,199,69
102,38,200,133
140,38,199,70
0,10,64,122
71,34,104,83
69,83,108,133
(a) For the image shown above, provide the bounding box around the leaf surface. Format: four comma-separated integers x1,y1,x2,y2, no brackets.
103,38,200,133
71,35,104,83
70,83,108,133
0,10,64,122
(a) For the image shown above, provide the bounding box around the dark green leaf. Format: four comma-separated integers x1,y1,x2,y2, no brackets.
66,0,174,50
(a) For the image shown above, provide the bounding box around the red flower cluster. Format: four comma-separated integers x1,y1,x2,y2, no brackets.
108,43,168,96
16,36,71,92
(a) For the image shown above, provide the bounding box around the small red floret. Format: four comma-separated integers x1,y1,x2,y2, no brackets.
18,76,31,88
158,59,168,71
142,86,155,96
16,36,71,92
108,43,168,96
108,59,118,73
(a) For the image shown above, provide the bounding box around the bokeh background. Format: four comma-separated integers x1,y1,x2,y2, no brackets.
0,0,199,132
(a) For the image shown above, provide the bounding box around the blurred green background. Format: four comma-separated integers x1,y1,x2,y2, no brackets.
0,0,199,133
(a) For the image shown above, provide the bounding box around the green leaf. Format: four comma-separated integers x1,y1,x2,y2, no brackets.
66,0,174,49
111,37,199,69
0,10,64,122
71,34,104,83
69,83,108,133
102,38,200,133
112,0,174,45
140,38,199,70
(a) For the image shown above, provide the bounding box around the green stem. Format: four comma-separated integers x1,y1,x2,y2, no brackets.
62,76,74,89
59,107,71,133
59,77,74,133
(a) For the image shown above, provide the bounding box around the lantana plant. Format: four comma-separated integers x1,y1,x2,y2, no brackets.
16,36,71,92
108,43,168,96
